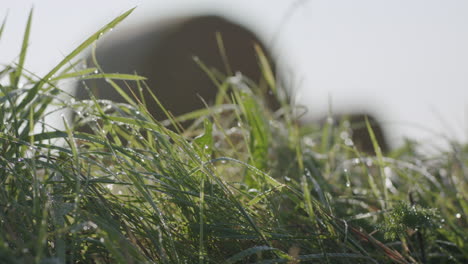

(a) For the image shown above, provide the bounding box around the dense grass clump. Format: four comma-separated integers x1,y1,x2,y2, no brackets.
1,9,467,263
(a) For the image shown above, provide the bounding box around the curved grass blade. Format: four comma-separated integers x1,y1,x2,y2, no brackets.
255,44,276,94
365,116,388,210
80,72,147,81
49,67,97,82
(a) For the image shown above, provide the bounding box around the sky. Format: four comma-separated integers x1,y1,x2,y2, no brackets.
1,0,467,151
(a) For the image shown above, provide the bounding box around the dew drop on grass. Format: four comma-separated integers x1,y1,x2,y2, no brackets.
340,131,349,140
303,137,315,147
439,168,448,177
343,168,351,188
89,221,98,229
415,159,423,166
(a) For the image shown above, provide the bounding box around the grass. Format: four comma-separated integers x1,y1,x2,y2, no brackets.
1,8,467,263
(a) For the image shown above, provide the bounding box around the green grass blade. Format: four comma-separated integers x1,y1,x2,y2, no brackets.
255,44,276,94
365,116,388,210
215,32,233,76
198,177,205,263
193,118,213,157
49,67,97,81
247,186,283,206
0,14,7,41
50,70,147,82
80,72,147,81
13,8,33,87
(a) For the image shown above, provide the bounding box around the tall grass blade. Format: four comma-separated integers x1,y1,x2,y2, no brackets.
12,9,33,87
365,116,388,209
0,14,7,41
255,44,276,95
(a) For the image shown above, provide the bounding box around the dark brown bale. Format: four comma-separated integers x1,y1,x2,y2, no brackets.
76,15,278,122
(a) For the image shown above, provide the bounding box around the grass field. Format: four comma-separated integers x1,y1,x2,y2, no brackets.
0,9,467,263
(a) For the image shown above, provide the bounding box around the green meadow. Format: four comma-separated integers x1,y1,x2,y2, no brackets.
0,9,466,263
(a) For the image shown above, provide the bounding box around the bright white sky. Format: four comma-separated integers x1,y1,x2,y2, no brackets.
1,0,467,151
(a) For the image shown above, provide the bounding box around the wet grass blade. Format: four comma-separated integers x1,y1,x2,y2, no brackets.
81,72,147,81
365,116,388,210
255,44,276,95
49,67,97,81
